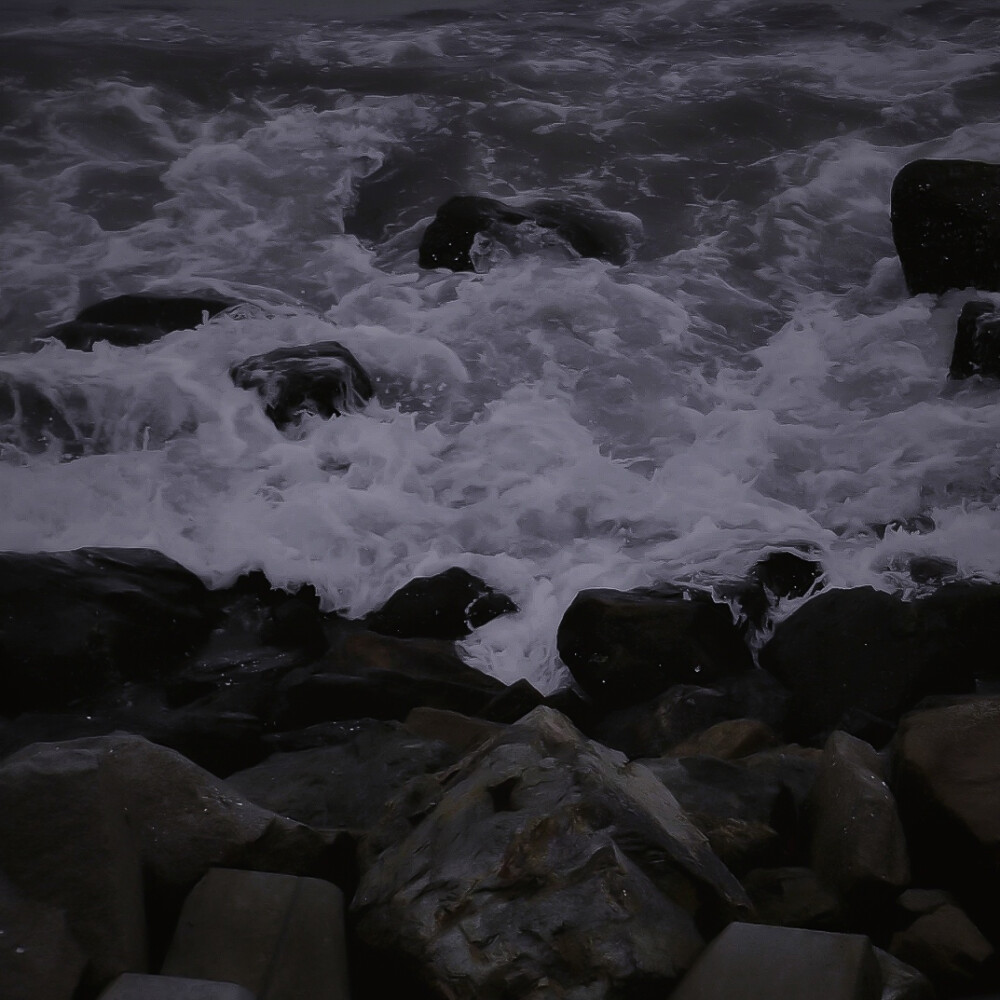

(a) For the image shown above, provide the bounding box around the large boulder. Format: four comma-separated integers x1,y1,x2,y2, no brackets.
758,586,975,743
890,158,1000,295
40,293,234,350
557,586,754,710
418,195,630,271
0,548,217,715
229,341,374,430
353,706,751,1000
363,567,518,640
891,697,1000,932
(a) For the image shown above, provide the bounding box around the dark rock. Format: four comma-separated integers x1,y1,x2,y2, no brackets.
950,300,1000,379
666,718,781,760
41,294,233,350
557,586,753,709
737,550,825,627
758,587,975,743
915,581,1000,687
874,947,936,1000
0,373,92,458
418,195,630,271
354,706,751,1000
808,731,910,921
478,676,546,723
890,159,1000,295
592,672,790,759
225,719,459,830
890,903,994,990
230,341,373,429
742,867,844,931
403,706,507,755
0,548,217,715
669,922,882,1000
273,627,509,727
364,567,517,639
891,698,1000,935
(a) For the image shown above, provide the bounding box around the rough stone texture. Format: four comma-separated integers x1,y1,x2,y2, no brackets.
758,586,974,742
0,873,87,1000
951,301,1000,379
163,869,349,1000
364,567,518,640
668,922,882,1000
666,718,781,760
274,629,509,726
225,719,459,829
557,586,753,709
42,294,233,351
98,974,257,1000
418,195,630,271
890,158,1000,295
0,745,147,991
892,698,1000,929
353,706,751,1000
0,547,217,714
403,706,507,755
809,731,910,913
742,867,843,930
890,903,994,989
229,341,374,429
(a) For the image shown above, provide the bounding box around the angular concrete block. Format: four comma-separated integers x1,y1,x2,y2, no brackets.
670,922,881,1000
98,974,257,1000
162,869,349,1000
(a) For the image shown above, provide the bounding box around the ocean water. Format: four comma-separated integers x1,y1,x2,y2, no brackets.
1,0,999,692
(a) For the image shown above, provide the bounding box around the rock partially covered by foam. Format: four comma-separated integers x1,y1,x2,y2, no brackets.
557,585,754,709
363,567,517,639
949,300,1000,379
230,341,373,429
418,195,632,271
40,294,234,350
890,158,1000,295
353,706,751,1000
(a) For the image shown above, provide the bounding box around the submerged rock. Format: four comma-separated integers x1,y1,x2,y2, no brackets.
949,299,1000,379
229,341,374,429
890,158,1000,295
418,195,631,271
363,566,518,639
40,293,234,350
353,706,750,1000
557,586,754,710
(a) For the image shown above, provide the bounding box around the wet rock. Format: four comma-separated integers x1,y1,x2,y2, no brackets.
742,866,844,930
890,903,994,990
41,293,233,350
916,581,1000,687
274,628,509,726
591,672,790,759
808,731,910,918
353,706,751,1000
669,922,882,1000
874,947,936,1000
950,300,1000,379
666,718,781,760
418,194,630,271
97,975,257,1000
0,548,216,715
364,567,518,640
0,872,88,1000
0,742,148,991
735,549,825,627
225,719,459,830
557,586,754,710
892,698,1000,929
229,341,374,429
758,587,974,743
162,868,350,1000
403,706,508,754
890,158,1000,295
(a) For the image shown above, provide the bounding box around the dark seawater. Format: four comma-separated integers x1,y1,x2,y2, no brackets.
1,0,999,690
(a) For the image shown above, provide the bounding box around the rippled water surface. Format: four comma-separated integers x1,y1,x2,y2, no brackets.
2,0,999,690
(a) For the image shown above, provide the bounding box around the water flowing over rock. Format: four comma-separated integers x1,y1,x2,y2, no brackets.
418,195,631,271
557,586,754,710
890,158,1000,295
40,294,234,351
353,705,751,1000
949,300,1000,379
229,341,374,429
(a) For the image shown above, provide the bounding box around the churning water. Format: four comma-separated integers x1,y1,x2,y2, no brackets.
1,0,999,691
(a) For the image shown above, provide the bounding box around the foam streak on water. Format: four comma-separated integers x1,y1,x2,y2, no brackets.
1,0,999,690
